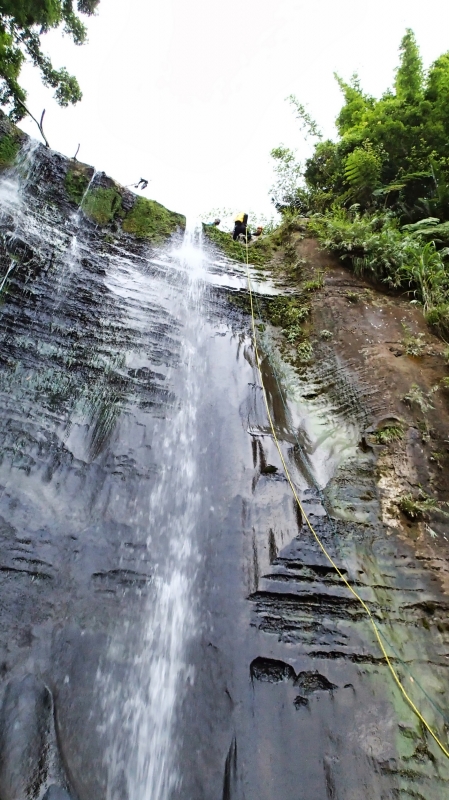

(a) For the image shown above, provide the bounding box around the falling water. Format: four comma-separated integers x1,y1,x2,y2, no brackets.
77,169,98,218
55,169,99,298
102,221,207,799
0,137,40,294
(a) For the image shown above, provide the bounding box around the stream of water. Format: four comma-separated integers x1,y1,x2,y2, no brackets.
100,223,207,798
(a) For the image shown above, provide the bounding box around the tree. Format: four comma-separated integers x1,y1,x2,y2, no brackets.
344,145,381,202
0,0,100,120
270,145,309,214
334,73,374,137
395,28,423,104
278,29,449,218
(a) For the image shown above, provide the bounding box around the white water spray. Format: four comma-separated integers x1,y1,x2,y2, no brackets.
102,221,206,799
0,138,40,294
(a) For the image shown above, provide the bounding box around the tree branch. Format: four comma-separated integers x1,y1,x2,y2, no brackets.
16,99,50,148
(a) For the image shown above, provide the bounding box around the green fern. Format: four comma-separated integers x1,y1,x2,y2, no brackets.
344,147,381,194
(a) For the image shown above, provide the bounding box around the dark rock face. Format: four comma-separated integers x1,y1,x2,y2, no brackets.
0,675,71,799
0,124,447,800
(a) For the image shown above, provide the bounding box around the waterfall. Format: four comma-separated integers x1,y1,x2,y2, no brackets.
0,137,40,295
101,221,207,799
54,169,98,300
0,129,448,800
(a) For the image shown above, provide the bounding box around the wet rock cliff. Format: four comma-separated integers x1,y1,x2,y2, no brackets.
0,112,448,800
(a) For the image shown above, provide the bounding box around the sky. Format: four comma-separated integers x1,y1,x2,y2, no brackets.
16,0,449,222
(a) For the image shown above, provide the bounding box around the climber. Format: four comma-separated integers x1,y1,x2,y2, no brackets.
253,226,264,237
205,218,221,227
135,178,149,190
232,212,251,241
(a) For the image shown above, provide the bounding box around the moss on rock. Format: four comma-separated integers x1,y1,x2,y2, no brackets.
122,197,184,240
0,133,20,169
65,165,91,204
203,224,272,266
81,187,122,226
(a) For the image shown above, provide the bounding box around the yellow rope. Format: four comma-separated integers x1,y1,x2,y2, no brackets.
243,232,449,759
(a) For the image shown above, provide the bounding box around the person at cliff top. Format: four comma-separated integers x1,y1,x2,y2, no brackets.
253,226,264,237
205,218,221,226
232,212,251,241
135,178,148,190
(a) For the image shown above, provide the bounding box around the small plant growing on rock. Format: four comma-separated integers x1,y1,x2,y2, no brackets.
398,490,449,521
400,323,425,356
402,383,436,413
345,291,359,303
303,272,325,292
297,341,313,362
373,424,404,444
440,376,449,389
430,451,444,469
320,329,333,340
286,324,305,343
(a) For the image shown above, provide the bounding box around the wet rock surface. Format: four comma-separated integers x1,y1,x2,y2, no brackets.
0,127,448,800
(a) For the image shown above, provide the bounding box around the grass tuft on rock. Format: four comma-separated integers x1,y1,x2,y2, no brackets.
123,197,184,240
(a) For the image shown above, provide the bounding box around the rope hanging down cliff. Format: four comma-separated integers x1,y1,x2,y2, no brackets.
242,233,449,761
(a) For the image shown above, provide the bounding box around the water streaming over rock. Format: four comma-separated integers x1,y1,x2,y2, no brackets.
0,127,448,800
100,223,207,798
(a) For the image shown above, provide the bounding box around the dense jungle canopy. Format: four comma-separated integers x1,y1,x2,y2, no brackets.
273,30,449,220
271,30,449,339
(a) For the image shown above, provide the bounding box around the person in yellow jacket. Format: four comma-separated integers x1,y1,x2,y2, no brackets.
232,212,251,241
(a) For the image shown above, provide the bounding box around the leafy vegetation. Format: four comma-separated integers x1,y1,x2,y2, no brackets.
372,424,404,445
398,490,449,521
303,273,325,292
296,340,313,362
0,0,100,119
0,131,19,167
400,323,425,356
402,383,436,414
122,197,185,240
270,30,449,338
